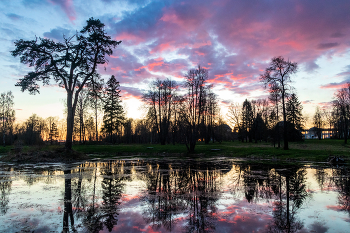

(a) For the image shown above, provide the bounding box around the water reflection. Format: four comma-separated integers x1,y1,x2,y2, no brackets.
0,159,350,232
0,165,11,215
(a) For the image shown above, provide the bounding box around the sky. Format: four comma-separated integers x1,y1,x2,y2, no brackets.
0,0,350,126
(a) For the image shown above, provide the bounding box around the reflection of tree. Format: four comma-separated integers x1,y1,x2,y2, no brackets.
240,164,274,203
71,163,89,222
184,163,219,233
267,166,309,233
330,167,350,214
142,162,185,231
63,169,75,233
0,165,12,215
142,160,224,232
83,161,124,232
83,164,103,233
315,167,329,191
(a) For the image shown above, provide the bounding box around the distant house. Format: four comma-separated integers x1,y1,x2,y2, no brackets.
302,128,333,139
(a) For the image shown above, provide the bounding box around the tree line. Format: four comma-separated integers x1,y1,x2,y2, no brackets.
6,18,350,152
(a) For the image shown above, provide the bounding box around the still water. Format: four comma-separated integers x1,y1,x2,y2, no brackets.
0,158,349,233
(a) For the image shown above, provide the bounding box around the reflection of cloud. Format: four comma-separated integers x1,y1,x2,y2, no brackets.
327,205,343,211
214,200,273,232
309,221,328,233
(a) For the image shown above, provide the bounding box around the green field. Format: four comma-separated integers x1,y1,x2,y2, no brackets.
1,139,349,163
71,139,350,163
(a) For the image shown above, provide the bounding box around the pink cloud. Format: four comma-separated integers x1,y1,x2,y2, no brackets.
48,0,76,22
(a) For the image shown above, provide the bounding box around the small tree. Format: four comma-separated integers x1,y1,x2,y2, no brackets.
260,56,298,150
313,106,324,140
101,75,125,143
11,18,121,151
49,122,59,145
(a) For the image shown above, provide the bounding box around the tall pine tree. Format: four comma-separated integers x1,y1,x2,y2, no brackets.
102,75,125,143
286,93,304,130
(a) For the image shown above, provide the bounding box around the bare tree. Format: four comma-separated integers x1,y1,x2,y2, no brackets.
143,78,177,145
76,89,90,144
87,75,104,141
313,106,324,140
260,56,298,150
181,65,208,152
0,91,15,146
268,84,282,147
227,103,242,132
333,83,350,143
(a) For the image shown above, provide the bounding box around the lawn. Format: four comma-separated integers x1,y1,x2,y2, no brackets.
1,139,348,164
71,139,350,163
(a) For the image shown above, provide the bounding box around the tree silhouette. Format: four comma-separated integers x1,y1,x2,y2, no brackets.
286,93,304,131
101,75,125,143
87,75,104,141
313,106,324,140
143,79,177,145
0,91,15,146
48,121,59,144
11,18,121,151
333,83,350,143
241,99,254,142
260,56,298,150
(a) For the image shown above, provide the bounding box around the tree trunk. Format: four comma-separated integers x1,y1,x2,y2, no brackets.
95,97,98,141
65,92,74,151
282,91,288,150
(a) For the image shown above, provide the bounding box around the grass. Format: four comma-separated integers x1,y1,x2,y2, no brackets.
1,139,348,164
71,139,350,163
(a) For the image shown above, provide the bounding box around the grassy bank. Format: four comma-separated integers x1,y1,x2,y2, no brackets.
72,139,350,163
1,139,349,163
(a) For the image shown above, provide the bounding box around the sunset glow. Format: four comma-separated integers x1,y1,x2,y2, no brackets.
0,0,349,122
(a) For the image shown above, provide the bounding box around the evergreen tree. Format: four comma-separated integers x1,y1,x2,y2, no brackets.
102,75,125,143
241,99,254,142
49,122,59,145
286,93,304,130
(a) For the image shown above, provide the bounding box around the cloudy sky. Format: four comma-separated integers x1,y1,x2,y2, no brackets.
1,0,350,123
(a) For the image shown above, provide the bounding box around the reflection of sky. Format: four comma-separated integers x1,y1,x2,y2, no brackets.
1,162,350,232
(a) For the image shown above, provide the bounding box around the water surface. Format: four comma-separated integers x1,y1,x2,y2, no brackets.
0,158,349,232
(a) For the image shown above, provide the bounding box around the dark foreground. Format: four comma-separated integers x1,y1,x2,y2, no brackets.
1,157,350,232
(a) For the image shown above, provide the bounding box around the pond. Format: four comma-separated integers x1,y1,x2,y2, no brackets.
0,158,350,233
